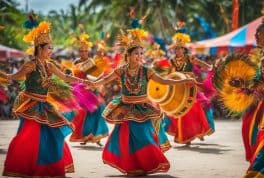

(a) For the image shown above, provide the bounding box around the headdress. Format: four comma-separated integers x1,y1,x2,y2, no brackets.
170,21,191,48
22,12,51,55
73,33,93,51
71,24,93,51
116,28,148,51
95,32,110,52
115,8,149,52
23,21,52,46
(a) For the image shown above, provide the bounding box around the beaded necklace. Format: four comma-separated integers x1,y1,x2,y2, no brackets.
124,65,143,94
171,56,188,71
36,58,52,87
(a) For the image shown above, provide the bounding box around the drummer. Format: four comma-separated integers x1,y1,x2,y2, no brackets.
162,27,215,145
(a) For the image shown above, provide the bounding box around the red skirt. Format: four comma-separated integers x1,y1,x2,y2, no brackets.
166,101,212,143
3,119,74,177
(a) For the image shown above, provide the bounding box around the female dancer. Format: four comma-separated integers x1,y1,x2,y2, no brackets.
69,32,109,146
1,21,88,177
88,28,195,175
164,32,213,145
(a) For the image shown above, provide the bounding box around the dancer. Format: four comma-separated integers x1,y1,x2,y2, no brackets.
0,20,89,177
88,28,195,175
70,32,109,146
213,19,264,178
164,30,213,145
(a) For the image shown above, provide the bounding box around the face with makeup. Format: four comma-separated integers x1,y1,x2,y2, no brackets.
36,43,53,59
127,47,143,66
174,46,185,58
79,49,89,61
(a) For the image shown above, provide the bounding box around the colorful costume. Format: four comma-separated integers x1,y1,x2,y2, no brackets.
102,28,170,175
213,52,264,177
164,32,212,144
69,32,109,144
2,21,75,177
102,65,169,174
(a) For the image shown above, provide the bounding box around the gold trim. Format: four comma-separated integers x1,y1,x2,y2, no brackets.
166,128,213,144
22,91,47,102
122,95,148,103
244,171,264,178
103,159,170,175
65,163,75,173
14,112,69,128
105,112,163,124
160,141,172,152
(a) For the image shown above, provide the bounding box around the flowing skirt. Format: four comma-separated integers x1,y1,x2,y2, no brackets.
3,118,74,177
102,119,170,175
70,105,109,143
244,130,264,178
242,102,264,161
164,101,212,144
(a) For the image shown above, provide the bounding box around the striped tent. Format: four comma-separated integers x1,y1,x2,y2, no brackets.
189,17,262,55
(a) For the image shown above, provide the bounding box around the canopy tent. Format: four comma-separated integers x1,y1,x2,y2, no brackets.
189,17,262,55
0,44,24,61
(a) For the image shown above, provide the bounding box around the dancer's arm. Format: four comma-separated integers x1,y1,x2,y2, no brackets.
48,62,87,84
190,56,212,71
0,61,35,81
91,69,120,87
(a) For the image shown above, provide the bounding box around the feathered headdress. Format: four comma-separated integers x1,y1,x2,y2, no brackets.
171,21,191,48
116,28,148,51
23,21,52,46
71,24,93,51
22,12,51,54
95,32,110,52
115,8,149,52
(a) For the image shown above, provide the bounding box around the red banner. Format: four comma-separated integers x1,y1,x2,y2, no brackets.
232,0,239,31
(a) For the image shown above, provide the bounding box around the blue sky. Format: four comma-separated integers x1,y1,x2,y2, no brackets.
16,0,79,15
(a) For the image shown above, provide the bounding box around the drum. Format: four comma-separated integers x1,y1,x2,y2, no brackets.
147,72,197,117
73,57,109,78
86,56,108,77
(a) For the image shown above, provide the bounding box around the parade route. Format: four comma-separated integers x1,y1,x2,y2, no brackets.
0,119,248,178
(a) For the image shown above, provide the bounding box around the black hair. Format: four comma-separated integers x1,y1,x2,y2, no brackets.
34,43,48,56
174,46,188,55
127,46,142,55
256,21,264,34
125,46,142,62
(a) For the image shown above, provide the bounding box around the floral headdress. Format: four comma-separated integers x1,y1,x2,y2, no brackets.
71,24,93,51
171,21,191,48
22,12,52,55
116,28,148,52
23,21,52,46
116,8,149,53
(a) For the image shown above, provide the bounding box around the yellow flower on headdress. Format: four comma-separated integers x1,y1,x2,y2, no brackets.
117,28,148,51
96,39,109,52
23,21,51,46
25,47,34,55
128,29,148,41
172,33,191,44
73,32,93,50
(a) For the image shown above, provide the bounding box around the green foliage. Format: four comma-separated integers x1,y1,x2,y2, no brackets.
0,0,262,49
